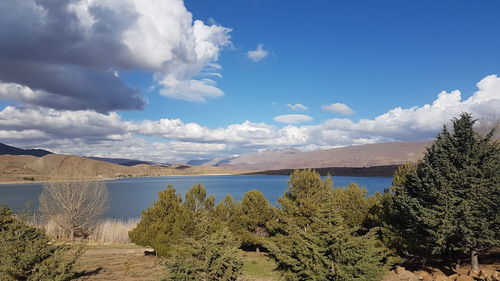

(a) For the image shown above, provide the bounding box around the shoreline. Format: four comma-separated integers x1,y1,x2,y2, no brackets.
0,173,247,185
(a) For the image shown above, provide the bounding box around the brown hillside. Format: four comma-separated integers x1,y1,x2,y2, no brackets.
0,154,244,183
216,141,432,170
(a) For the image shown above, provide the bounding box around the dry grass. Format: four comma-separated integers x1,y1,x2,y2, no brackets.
72,247,282,281
39,218,138,244
74,248,165,281
89,218,139,244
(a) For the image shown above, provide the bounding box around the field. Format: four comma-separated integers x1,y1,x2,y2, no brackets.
74,245,282,281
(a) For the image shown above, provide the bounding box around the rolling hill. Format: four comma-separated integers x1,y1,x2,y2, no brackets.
202,141,432,170
0,153,243,183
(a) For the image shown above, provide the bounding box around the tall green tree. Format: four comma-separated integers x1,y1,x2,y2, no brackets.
129,185,193,256
268,170,390,281
231,190,275,251
0,205,82,281
391,113,500,270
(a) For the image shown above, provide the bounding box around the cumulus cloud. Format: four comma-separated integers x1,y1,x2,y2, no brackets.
322,103,355,115
0,0,231,110
1,75,499,161
274,114,314,124
286,103,308,110
247,44,269,62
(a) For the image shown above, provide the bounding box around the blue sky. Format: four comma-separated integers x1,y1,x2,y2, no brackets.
120,0,500,126
0,0,499,161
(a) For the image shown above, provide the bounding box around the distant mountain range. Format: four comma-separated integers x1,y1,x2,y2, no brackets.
0,143,170,167
0,143,53,157
0,141,434,181
193,141,433,170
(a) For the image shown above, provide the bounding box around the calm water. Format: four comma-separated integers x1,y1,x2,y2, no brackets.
0,175,392,219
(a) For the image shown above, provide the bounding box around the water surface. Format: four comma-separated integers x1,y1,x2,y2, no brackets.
0,175,392,219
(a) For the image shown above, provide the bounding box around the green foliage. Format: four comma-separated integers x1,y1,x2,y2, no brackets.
330,183,376,229
0,205,82,281
129,185,192,256
214,194,236,222
391,113,500,261
165,227,243,281
131,184,244,280
364,163,417,253
184,183,215,214
267,170,390,281
231,190,275,250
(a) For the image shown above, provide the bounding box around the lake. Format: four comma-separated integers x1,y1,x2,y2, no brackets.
0,175,393,219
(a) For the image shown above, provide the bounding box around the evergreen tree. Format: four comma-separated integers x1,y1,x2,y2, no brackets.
0,205,82,281
364,162,417,254
267,170,390,281
165,226,243,281
391,113,500,269
184,183,215,214
214,194,236,222
330,183,376,229
129,185,193,256
231,190,275,251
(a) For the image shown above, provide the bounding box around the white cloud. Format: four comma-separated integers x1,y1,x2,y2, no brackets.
1,75,499,162
274,114,314,124
286,103,308,110
0,0,231,108
322,103,355,115
247,44,269,62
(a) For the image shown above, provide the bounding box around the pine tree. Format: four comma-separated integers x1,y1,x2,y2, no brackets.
330,183,377,229
267,170,390,281
0,205,82,281
129,185,193,256
231,190,275,251
214,194,236,222
391,113,500,269
165,226,243,281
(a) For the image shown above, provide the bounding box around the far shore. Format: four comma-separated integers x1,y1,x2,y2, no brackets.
0,173,248,185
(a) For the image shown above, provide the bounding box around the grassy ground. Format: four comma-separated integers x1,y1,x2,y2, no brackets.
73,245,282,281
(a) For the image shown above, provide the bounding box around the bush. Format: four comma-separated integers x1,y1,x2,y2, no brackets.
165,227,243,281
0,205,82,281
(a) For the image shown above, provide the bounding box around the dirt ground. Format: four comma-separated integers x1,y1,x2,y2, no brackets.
74,247,165,281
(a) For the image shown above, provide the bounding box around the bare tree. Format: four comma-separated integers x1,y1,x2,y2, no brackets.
39,180,109,239
475,114,500,138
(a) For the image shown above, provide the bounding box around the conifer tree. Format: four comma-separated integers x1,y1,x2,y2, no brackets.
165,227,243,281
391,113,500,269
214,194,236,222
330,183,376,229
231,190,275,251
0,205,82,281
267,170,390,281
129,185,193,256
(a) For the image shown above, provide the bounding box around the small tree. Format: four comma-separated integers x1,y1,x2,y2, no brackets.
391,113,500,270
39,180,108,239
0,205,82,281
165,227,243,281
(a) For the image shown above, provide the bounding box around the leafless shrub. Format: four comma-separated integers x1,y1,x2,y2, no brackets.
39,180,109,239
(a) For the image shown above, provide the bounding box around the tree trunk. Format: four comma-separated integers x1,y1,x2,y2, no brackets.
471,250,479,271
454,258,461,272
